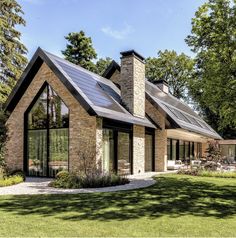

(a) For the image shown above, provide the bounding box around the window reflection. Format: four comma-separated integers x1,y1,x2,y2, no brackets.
27,84,69,177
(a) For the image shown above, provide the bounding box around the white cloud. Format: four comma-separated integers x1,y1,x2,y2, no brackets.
101,23,134,40
21,0,44,5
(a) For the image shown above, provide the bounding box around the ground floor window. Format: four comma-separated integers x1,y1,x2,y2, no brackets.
25,83,69,177
220,144,236,163
167,138,202,162
145,132,154,172
102,125,132,175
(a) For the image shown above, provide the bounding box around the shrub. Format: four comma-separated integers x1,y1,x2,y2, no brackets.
198,170,236,178
0,111,7,168
8,170,26,181
177,168,236,178
0,175,24,187
55,170,70,180
50,171,129,189
50,171,80,189
177,168,199,176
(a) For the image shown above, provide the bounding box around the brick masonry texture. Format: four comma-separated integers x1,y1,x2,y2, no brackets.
120,55,145,118
146,100,167,172
5,63,99,172
110,67,167,172
133,125,145,174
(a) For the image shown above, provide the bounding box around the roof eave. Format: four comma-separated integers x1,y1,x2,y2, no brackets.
5,47,97,116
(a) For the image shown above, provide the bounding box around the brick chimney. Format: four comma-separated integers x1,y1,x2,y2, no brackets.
154,79,169,94
120,50,145,118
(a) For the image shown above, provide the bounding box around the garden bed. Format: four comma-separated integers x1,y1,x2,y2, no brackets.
49,171,130,189
178,169,236,178
0,175,24,187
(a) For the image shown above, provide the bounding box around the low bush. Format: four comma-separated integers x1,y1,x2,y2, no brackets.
0,175,24,187
177,168,199,176
49,171,130,189
198,170,236,178
8,170,26,181
178,168,236,178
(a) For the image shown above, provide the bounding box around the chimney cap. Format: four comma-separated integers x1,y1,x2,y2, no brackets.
120,50,145,62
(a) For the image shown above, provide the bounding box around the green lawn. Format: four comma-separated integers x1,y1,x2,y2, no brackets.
0,174,236,237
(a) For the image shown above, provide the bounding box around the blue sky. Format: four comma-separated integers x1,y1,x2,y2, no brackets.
18,0,206,61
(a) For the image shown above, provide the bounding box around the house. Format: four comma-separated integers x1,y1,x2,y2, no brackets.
4,48,221,177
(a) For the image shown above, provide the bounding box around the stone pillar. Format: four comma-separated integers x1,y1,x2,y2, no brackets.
120,50,146,174
155,129,167,172
96,117,103,169
120,50,145,118
133,125,145,174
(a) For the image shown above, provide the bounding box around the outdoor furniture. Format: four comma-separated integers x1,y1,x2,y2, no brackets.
167,160,183,170
191,160,201,169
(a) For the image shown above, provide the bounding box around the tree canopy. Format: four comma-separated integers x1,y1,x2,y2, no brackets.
62,31,112,76
95,57,112,76
186,0,236,138
0,0,28,107
146,50,194,100
62,31,97,72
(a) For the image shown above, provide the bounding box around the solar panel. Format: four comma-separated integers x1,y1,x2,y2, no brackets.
54,59,124,112
98,82,121,103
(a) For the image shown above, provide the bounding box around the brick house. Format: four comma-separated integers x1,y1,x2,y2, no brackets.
4,48,221,177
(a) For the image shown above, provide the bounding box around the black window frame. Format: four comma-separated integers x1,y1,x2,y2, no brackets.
103,118,133,174
167,138,202,162
145,128,155,172
24,82,70,177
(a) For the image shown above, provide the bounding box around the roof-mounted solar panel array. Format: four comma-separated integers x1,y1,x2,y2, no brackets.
145,80,222,139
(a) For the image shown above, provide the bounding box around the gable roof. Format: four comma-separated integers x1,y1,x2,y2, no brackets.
5,48,155,129
103,60,222,140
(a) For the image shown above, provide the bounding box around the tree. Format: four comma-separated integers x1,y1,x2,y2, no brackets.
0,111,7,167
146,50,194,100
186,0,236,138
0,0,28,107
95,57,112,76
62,31,97,72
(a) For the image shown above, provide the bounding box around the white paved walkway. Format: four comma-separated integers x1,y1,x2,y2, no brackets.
0,171,175,195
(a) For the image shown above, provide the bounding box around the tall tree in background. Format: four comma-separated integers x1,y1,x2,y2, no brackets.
95,57,112,75
146,50,194,100
186,0,236,138
0,0,28,107
62,31,97,72
62,31,112,76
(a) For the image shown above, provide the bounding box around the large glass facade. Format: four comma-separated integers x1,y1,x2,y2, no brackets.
102,128,132,175
145,133,154,172
27,84,69,177
220,144,236,163
167,138,171,160
167,138,202,163
102,129,115,173
172,139,178,160
179,140,185,161
117,132,131,175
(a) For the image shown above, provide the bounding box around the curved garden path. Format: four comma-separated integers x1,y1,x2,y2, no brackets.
0,171,175,195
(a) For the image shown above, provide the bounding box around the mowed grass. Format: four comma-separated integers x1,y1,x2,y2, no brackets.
0,174,236,237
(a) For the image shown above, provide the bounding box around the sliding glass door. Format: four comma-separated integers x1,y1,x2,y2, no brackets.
145,133,154,172
26,83,69,177
117,132,131,175
167,138,202,162
102,127,132,175
102,129,115,173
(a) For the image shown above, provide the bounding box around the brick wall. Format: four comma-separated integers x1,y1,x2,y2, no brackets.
120,55,145,118
146,100,167,172
5,63,98,172
133,125,145,174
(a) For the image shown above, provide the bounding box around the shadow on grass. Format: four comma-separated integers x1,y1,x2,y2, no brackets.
0,176,236,221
